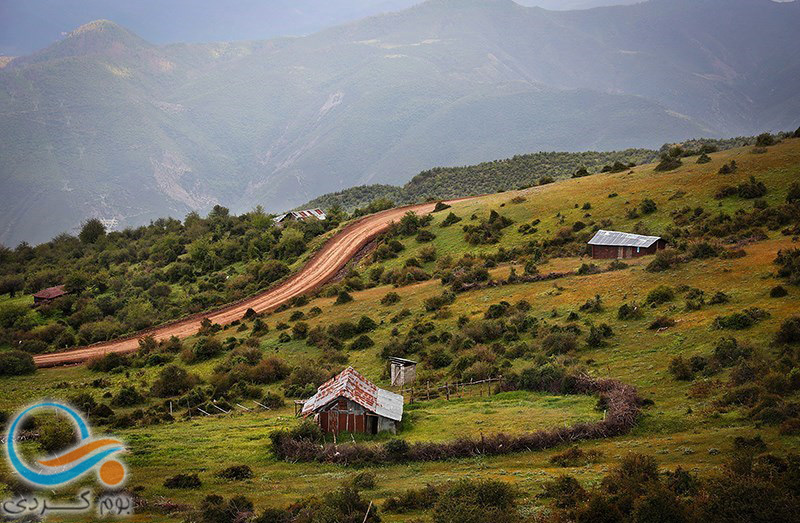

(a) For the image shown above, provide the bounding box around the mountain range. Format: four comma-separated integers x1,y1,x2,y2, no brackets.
1,0,799,246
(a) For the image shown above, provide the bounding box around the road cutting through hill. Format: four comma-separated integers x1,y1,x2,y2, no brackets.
32,200,468,367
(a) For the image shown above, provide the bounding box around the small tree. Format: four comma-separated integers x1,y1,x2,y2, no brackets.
0,275,24,298
755,132,776,147
78,218,106,244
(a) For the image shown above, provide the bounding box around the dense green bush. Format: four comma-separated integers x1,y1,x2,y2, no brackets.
713,308,769,330
335,290,353,305
111,385,145,407
164,473,202,489
432,479,518,523
646,285,675,305
216,465,253,481
0,350,36,376
38,418,77,454
774,317,800,345
151,365,197,397
618,303,644,320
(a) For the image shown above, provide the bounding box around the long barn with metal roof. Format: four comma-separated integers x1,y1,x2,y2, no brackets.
588,230,667,259
301,367,403,435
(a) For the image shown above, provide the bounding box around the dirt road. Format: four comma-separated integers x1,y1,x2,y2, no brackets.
32,201,450,367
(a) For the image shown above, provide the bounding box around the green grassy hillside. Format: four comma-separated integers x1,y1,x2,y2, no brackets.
2,137,799,521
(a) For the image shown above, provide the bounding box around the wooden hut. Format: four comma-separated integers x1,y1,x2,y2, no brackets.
301,367,403,435
588,230,666,259
389,357,417,387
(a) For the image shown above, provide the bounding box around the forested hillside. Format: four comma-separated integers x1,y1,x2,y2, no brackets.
0,205,344,353
303,135,768,211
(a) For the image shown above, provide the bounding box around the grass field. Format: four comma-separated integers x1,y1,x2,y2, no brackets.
2,139,800,521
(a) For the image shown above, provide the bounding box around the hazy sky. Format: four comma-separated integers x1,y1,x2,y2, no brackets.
0,0,792,56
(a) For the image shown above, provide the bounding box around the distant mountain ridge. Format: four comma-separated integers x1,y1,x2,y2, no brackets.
1,0,799,245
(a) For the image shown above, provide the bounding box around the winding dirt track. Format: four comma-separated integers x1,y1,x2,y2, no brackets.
33,201,462,368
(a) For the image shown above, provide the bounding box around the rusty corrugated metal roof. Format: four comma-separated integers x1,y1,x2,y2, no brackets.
588,230,661,248
33,285,67,300
301,367,403,421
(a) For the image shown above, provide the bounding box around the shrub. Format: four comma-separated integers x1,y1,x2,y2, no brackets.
425,291,456,312
38,418,77,454
549,446,602,467
646,286,674,305
111,385,144,407
618,302,643,320
432,479,518,523
428,348,453,369
292,321,308,339
775,248,800,285
577,263,601,275
579,295,603,313
774,317,800,345
164,473,202,489
348,471,376,490
541,332,578,355
87,352,130,372
718,160,738,175
334,290,353,305
708,291,730,305
440,212,462,227
712,337,752,366
192,337,224,362
261,392,285,409
384,439,410,461
669,356,694,381
737,177,767,199
755,132,776,147
350,335,374,350
217,465,253,481
587,324,613,347
697,153,711,164
655,155,682,172
640,199,658,215
151,365,196,397
770,285,788,298
646,249,681,272
541,475,588,509
649,316,676,330
384,484,440,513
416,230,436,242
787,182,800,204
485,301,511,319
713,308,769,330
0,350,36,376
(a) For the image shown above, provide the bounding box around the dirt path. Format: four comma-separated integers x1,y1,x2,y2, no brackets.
33,200,464,367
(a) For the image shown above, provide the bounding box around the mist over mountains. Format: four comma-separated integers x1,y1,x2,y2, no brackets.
1,0,799,246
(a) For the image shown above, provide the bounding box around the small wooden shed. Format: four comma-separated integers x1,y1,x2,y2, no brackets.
33,285,67,304
588,230,667,259
389,357,417,387
301,367,403,435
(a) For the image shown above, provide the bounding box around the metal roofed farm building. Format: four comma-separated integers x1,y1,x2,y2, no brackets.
33,285,67,304
273,208,327,225
301,367,403,435
588,230,667,259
